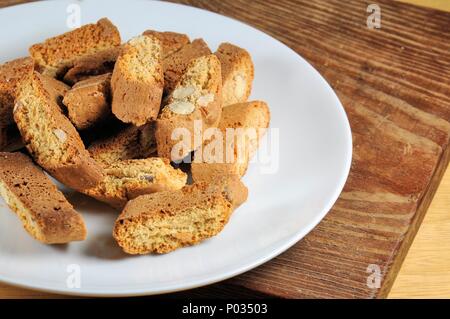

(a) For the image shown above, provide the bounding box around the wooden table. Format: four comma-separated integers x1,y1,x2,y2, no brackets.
1,0,450,299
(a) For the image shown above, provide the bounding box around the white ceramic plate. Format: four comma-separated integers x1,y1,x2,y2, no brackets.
0,0,352,296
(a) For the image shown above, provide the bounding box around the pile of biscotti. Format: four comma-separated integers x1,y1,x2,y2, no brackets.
0,18,270,254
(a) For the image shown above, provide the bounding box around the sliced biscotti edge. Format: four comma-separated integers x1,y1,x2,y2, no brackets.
0,57,34,127
111,35,164,126
215,43,254,106
113,175,247,254
156,54,223,161
29,18,121,77
0,152,86,243
142,30,190,59
191,101,270,182
83,157,187,209
14,71,104,191
162,38,211,94
88,122,156,165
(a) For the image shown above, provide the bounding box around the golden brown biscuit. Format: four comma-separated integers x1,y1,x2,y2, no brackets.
142,30,190,59
63,73,112,130
29,18,121,77
215,43,254,106
111,35,164,126
113,175,248,254
84,157,187,209
63,47,121,85
0,57,34,127
0,152,86,244
163,38,211,94
14,71,104,191
88,122,156,165
156,54,222,161
191,101,270,182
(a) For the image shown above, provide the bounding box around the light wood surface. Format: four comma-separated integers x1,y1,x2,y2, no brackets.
0,0,449,299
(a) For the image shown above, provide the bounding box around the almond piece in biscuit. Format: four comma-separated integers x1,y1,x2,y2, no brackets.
215,43,254,106
63,47,121,85
14,71,104,191
191,101,270,182
84,157,187,209
0,57,34,127
113,175,248,254
142,30,190,59
29,18,121,78
111,35,164,126
0,152,87,244
156,54,222,161
63,73,112,130
163,38,211,94
88,122,156,165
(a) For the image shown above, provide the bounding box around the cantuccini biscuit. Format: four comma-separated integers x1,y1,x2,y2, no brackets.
14,71,104,191
63,73,112,130
156,54,222,161
191,101,270,182
63,47,121,85
0,152,86,244
84,157,187,209
88,122,156,165
29,18,121,77
162,38,211,94
113,175,247,254
215,43,254,106
142,30,190,59
111,35,164,126
0,57,34,127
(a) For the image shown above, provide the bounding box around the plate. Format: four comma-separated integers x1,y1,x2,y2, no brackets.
0,0,352,296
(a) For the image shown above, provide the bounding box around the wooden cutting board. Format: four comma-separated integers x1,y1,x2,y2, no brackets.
1,0,450,299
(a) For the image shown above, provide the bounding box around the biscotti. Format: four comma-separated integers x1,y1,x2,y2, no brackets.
63,47,121,84
14,71,104,191
192,101,270,182
84,157,187,209
88,122,156,165
156,54,222,161
0,152,86,244
63,73,112,130
113,175,248,254
163,38,211,94
29,18,121,77
111,35,164,126
143,30,190,59
0,57,34,127
215,43,254,106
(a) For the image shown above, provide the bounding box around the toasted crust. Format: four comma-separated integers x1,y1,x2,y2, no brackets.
111,36,164,125
163,38,211,94
84,157,187,209
113,175,247,254
63,73,112,130
63,47,121,85
0,57,34,127
215,43,254,106
29,18,121,77
156,54,222,161
142,30,190,59
0,152,86,243
14,71,104,191
191,101,270,182
88,122,156,165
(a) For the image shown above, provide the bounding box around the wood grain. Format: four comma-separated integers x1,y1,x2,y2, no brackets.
1,0,450,298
